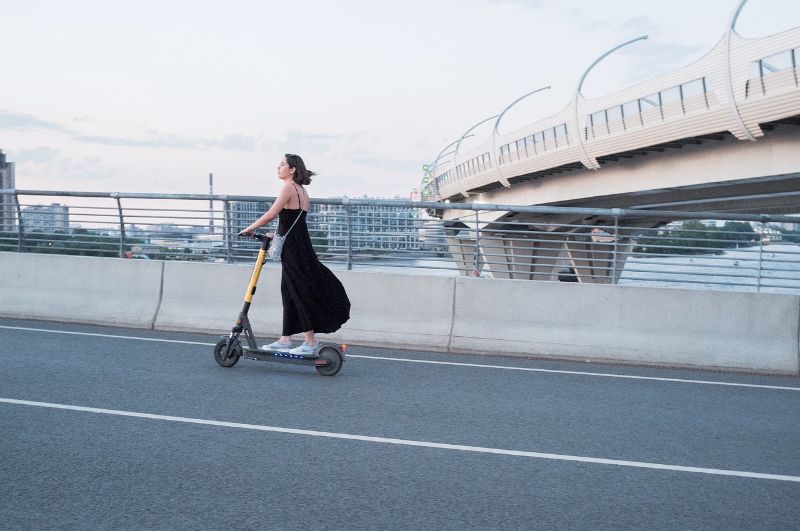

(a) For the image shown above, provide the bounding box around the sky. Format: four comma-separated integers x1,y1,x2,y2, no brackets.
2,0,799,199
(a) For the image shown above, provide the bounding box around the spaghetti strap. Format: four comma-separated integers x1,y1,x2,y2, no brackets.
290,183,307,211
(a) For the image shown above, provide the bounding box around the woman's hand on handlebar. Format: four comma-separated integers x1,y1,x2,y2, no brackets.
237,230,274,240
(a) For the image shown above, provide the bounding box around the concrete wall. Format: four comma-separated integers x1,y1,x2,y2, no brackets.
1,251,798,374
154,261,284,334
154,260,455,351
0,252,163,328
451,278,800,373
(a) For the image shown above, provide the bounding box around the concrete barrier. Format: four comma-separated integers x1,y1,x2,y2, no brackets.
319,271,455,351
154,260,285,335
154,261,456,351
0,252,163,328
2,252,798,373
450,278,800,373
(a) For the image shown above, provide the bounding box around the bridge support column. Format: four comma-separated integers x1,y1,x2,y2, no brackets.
447,220,637,282
563,230,632,284
444,222,482,276
481,230,564,280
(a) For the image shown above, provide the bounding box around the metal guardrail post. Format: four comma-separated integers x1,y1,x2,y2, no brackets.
224,200,233,264
343,197,352,270
756,218,767,291
114,194,126,258
13,191,23,253
611,209,621,284
473,211,481,277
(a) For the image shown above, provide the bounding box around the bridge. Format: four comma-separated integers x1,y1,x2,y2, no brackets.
422,1,800,283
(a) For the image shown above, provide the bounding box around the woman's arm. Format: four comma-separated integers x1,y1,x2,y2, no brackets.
239,185,293,235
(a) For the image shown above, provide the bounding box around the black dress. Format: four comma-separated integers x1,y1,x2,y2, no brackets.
278,206,351,336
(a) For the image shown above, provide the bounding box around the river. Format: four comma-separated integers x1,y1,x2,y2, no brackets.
323,243,800,295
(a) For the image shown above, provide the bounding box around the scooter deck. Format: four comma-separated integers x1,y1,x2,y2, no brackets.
241,347,329,366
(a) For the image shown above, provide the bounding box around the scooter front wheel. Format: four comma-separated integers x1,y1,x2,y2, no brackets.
214,338,241,368
315,347,343,376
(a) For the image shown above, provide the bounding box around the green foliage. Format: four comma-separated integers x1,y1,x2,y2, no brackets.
0,230,144,257
634,220,760,255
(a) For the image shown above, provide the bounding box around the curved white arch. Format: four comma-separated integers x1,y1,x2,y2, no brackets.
724,0,757,141
574,36,648,170
493,86,551,136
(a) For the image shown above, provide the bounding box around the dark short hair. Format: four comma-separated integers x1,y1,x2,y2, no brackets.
285,154,316,185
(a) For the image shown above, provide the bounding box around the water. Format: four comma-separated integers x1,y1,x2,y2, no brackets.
325,257,460,277
618,243,800,294
322,244,800,294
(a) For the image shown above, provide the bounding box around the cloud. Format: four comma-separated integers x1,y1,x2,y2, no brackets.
0,110,75,134
217,134,257,151
265,129,361,157
73,131,259,152
279,130,352,154
73,135,168,148
614,15,659,35
14,146,61,164
10,145,119,184
1,108,259,152
618,40,706,82
475,0,546,7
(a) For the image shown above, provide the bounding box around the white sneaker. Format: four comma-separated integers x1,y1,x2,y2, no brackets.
262,340,292,351
288,342,317,356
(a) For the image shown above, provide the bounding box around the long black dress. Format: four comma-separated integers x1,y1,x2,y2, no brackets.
278,206,350,336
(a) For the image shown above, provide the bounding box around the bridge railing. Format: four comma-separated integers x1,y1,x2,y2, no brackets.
1,189,798,294
427,25,800,201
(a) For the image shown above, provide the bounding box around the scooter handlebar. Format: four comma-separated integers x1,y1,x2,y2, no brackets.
240,232,272,247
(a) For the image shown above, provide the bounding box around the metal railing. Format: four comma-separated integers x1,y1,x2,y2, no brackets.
1,189,799,294
423,14,800,201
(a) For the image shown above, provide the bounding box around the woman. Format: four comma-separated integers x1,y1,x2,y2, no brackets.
239,154,350,355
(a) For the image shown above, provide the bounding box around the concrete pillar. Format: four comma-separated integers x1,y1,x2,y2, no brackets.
481,229,566,280
444,222,482,276
563,229,632,284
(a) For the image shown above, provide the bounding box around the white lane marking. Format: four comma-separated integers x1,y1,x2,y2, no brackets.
0,324,211,346
1,324,799,392
2,397,798,483
346,355,800,391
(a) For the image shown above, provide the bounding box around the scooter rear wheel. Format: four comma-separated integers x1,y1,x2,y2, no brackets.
315,346,343,376
214,338,241,368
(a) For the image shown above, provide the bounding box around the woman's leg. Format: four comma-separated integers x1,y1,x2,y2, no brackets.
303,330,316,346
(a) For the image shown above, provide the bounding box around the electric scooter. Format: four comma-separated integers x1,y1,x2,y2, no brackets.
213,232,345,376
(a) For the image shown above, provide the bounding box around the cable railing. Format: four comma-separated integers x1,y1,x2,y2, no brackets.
1,189,799,294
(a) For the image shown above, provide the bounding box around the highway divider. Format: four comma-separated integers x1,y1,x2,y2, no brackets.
450,278,800,373
1,252,797,374
153,261,456,351
0,252,163,328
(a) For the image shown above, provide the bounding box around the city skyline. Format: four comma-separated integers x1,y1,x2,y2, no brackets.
2,0,799,199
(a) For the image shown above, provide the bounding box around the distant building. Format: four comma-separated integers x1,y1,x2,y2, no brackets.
230,201,271,233
315,201,421,251
753,224,783,243
225,199,423,253
0,150,15,232
230,201,271,248
21,203,70,232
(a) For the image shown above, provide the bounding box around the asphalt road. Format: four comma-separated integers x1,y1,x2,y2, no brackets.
1,317,799,530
